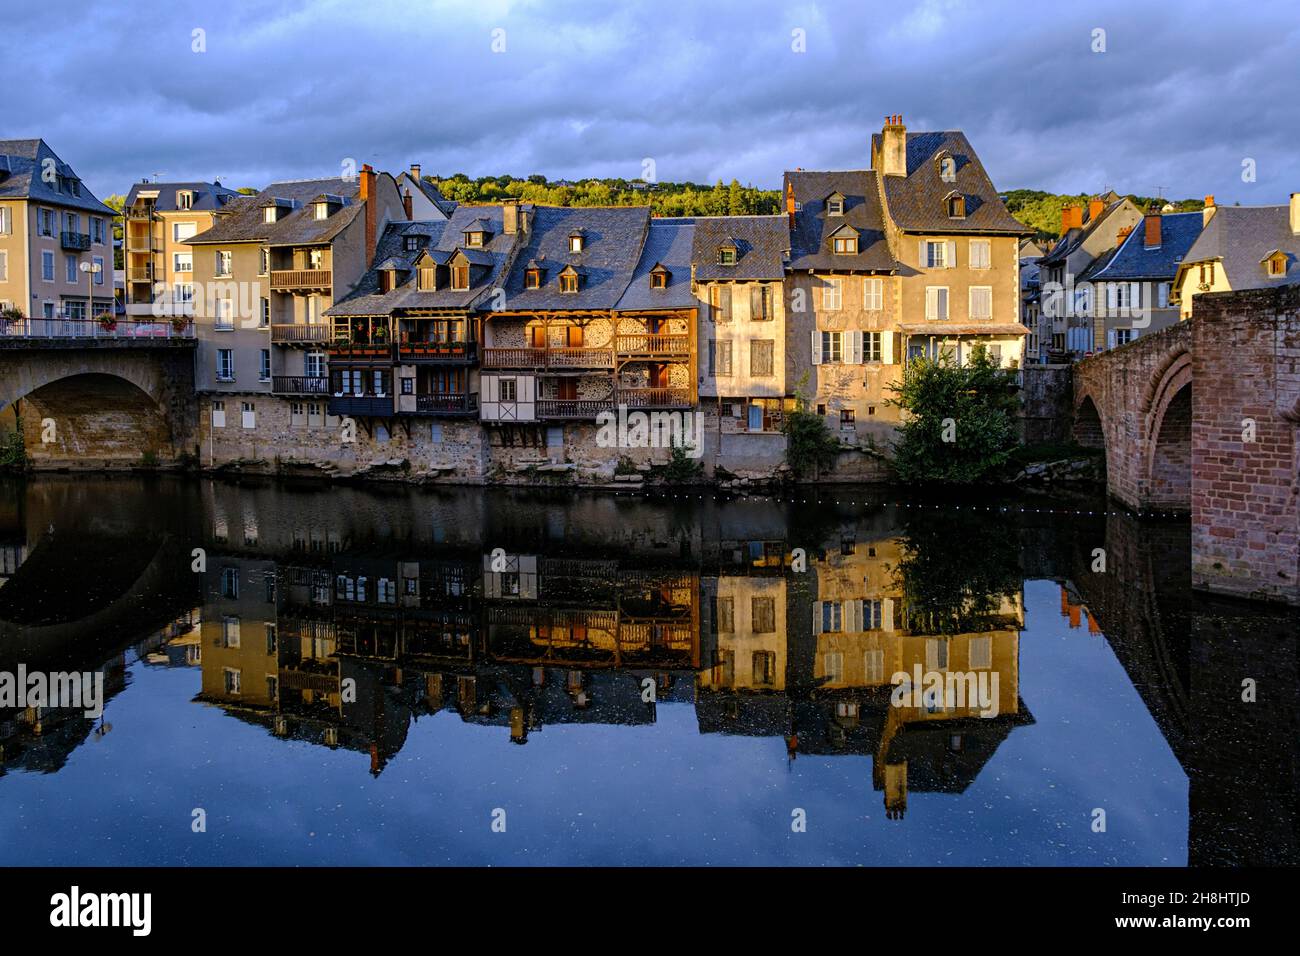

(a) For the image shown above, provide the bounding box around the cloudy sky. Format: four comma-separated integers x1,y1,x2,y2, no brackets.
7,0,1299,204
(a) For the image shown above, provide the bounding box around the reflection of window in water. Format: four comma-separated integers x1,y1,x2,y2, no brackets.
821,601,842,633
864,649,884,683
752,651,776,686
223,668,241,695
969,635,992,669
751,596,775,634
502,572,520,597
221,616,240,648
948,734,963,753
926,638,949,671
220,567,239,599
715,649,734,684
716,597,734,633
824,651,844,683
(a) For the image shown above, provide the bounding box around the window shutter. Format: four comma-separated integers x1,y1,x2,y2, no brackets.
925,288,936,320
946,240,957,268
1106,282,1118,311
918,239,927,267
812,601,823,635
810,330,822,365
848,330,863,364
848,599,864,632
882,330,895,365
1130,282,1140,308
882,598,896,632
1107,328,1116,349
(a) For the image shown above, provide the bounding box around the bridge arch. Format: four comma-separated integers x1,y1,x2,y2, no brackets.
1142,351,1193,511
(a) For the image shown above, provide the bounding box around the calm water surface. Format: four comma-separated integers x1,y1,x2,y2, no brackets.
0,475,1295,866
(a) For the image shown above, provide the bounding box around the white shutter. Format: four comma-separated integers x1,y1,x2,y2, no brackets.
848,330,864,364
1107,328,1116,349
946,240,957,268
925,288,936,320
882,598,896,632
812,601,823,635
810,329,822,365
882,330,895,365
1130,282,1140,309
1131,328,1141,340
211,406,225,428
1106,282,1118,311
848,599,864,632
918,239,927,268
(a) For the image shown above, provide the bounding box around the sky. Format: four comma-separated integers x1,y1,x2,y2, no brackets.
5,0,1300,204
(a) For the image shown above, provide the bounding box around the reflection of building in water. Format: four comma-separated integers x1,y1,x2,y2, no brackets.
0,655,126,777
697,532,1032,819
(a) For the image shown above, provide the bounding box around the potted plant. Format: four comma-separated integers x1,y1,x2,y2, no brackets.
0,306,22,335
96,312,118,333
170,315,190,334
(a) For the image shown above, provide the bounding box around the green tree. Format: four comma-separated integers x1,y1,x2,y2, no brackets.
888,345,1020,483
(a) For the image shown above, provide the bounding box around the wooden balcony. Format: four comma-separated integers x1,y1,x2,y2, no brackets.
409,392,479,415
483,346,614,369
620,387,693,408
273,375,329,395
328,341,395,363
615,333,691,357
270,323,331,344
536,398,616,419
396,341,477,363
269,269,332,292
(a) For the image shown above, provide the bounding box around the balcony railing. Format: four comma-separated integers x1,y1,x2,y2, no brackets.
619,387,693,408
615,333,691,355
0,317,195,341
396,341,477,363
127,267,153,282
411,392,479,415
327,394,394,417
60,231,91,251
536,399,616,419
328,341,394,363
273,375,329,395
270,323,331,344
483,347,614,369
126,231,154,251
270,269,332,292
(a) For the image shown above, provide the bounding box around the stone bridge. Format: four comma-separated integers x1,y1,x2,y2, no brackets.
1072,284,1300,605
0,338,198,467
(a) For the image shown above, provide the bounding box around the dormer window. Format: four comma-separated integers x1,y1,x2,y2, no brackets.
177,190,193,210
451,265,470,290
833,236,857,254
418,266,437,291
938,154,957,183
264,206,278,224
826,192,846,216
466,231,484,247
1263,250,1288,277
568,229,585,253
526,268,542,289
558,266,581,293
404,236,421,252
313,202,329,220
946,193,966,218
650,264,670,289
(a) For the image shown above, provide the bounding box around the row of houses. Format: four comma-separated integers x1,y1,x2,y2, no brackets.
1020,190,1300,362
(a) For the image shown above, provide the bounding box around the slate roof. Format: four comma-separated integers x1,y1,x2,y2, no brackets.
1084,212,1203,281
1039,194,1129,266
499,205,651,311
186,177,362,246
1178,204,1300,291
871,131,1027,235
0,139,115,215
784,171,893,272
615,217,697,311
124,180,241,212
692,214,792,280
398,171,457,217
327,204,525,316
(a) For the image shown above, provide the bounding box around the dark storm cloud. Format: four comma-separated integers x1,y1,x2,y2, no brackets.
6,0,1298,203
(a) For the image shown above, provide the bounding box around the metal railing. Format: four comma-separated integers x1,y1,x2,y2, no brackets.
0,317,195,340
536,399,616,419
413,392,479,414
60,231,91,251
273,375,330,395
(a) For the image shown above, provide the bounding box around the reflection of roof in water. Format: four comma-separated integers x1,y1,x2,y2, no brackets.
880,705,1035,794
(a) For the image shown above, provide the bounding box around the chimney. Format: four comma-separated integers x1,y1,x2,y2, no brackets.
1117,225,1134,244
1060,204,1084,235
410,163,422,182
359,163,377,265
402,189,413,220
879,114,907,178
502,199,520,235
1291,193,1300,235
1203,194,1216,229
1143,208,1162,248
1088,197,1105,222
785,181,796,228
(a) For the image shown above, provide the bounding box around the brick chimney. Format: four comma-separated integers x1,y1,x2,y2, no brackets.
1117,225,1134,243
359,164,377,265
1291,193,1300,235
785,181,796,228
879,114,907,178
1060,204,1084,235
1143,208,1161,248
502,199,520,235
1203,194,1216,229
1088,197,1105,222
410,163,421,182
402,189,413,220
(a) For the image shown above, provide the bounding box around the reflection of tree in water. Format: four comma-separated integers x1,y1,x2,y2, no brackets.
893,508,1022,635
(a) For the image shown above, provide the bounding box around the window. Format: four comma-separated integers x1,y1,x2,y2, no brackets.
525,268,541,289
173,252,193,274
750,339,774,376
824,652,845,683
451,265,469,290
708,339,730,376
314,203,329,220
1266,255,1286,277
1157,282,1170,308
749,284,772,320
499,378,517,402
751,596,776,633
833,236,856,254
306,352,326,378
210,400,226,427
215,251,232,277
0,207,10,234
220,567,239,598
938,155,956,182
820,601,842,633
559,272,578,293
864,331,882,362
260,298,269,327
174,221,198,242
969,635,992,670
925,286,949,321
214,297,233,329
947,194,966,218
752,651,776,686
863,277,883,310
716,596,734,633
465,230,485,247
91,217,105,243
969,286,992,320
969,239,991,270
820,330,843,363
259,350,271,381
223,668,242,695
263,206,278,224
241,401,256,429
258,248,269,275
826,196,844,216
65,255,77,282
718,247,737,266
221,616,241,648
822,277,843,310
378,578,397,604
0,251,6,282
93,256,104,284
418,266,436,291
840,408,855,427
924,240,948,268
710,285,732,322
864,649,885,683
40,208,54,236
176,190,193,209
650,268,668,289
568,234,584,253
400,377,415,395
1115,328,1137,346
216,349,234,381
42,251,54,281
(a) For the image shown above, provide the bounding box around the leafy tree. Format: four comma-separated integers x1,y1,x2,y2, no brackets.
781,376,841,478
888,345,1020,483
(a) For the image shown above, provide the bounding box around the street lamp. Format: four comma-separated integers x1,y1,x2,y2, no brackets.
79,260,102,335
